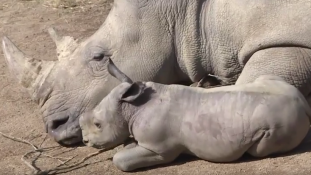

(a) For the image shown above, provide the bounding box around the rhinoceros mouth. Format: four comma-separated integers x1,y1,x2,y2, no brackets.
50,129,83,146
57,136,84,147
91,144,106,149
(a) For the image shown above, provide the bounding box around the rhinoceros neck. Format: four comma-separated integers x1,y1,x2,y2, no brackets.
173,0,212,83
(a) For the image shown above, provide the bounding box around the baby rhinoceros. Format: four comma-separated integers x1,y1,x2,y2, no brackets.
79,58,311,172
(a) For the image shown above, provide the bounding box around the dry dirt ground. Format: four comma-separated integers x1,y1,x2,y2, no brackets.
1,0,311,175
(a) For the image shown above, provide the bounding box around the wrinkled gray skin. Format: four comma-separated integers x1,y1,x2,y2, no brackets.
80,59,311,172
3,0,311,145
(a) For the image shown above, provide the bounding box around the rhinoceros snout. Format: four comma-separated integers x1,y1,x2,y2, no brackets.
46,116,83,146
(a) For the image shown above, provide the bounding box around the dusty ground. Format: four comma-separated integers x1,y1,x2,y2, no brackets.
0,0,311,175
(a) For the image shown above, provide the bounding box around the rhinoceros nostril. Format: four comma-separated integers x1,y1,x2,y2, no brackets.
51,116,70,130
83,139,89,145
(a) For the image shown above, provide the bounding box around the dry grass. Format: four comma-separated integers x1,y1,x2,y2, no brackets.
18,0,94,9
44,0,82,8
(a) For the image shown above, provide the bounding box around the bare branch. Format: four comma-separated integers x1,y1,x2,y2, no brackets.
0,131,38,150
0,131,110,175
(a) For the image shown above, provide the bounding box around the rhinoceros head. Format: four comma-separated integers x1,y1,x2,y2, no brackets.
79,58,145,149
2,0,176,146
2,28,117,145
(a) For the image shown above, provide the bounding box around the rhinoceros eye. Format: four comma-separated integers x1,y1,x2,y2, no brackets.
93,53,105,61
88,52,109,77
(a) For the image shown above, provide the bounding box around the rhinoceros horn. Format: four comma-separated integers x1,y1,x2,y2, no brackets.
48,27,78,61
2,36,55,103
107,58,133,84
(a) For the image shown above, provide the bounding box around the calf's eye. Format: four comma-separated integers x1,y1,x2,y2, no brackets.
94,122,101,129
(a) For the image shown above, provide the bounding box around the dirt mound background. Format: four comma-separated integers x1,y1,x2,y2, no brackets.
0,0,311,174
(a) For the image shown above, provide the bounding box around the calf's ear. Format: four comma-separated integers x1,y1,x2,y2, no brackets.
121,82,145,102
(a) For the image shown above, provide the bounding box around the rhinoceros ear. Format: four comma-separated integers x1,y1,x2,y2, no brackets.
48,27,78,61
107,58,133,84
120,82,145,102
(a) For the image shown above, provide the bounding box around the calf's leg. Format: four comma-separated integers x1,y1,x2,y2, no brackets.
247,121,309,158
246,96,310,157
123,137,138,149
113,145,177,172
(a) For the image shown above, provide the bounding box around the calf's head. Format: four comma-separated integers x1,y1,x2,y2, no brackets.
80,58,145,149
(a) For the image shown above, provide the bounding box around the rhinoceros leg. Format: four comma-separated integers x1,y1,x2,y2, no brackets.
236,47,311,104
113,145,177,172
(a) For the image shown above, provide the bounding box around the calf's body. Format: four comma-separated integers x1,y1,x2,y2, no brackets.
79,60,311,172
132,81,309,164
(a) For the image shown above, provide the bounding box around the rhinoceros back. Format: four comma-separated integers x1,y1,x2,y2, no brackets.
179,88,308,162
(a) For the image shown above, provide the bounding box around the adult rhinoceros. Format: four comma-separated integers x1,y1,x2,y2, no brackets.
2,0,311,146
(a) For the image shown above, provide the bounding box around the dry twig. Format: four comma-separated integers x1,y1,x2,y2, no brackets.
0,131,108,175
36,149,106,175
0,131,38,150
